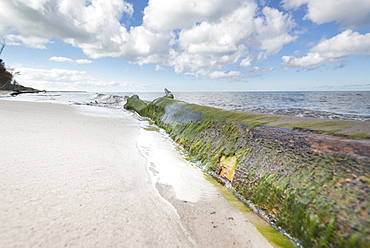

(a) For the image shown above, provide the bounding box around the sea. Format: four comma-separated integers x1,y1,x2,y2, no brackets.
2,91,369,121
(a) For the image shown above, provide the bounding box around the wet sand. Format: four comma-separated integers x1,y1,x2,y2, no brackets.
0,100,273,247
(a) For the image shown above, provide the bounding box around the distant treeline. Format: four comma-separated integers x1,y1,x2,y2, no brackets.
0,59,37,91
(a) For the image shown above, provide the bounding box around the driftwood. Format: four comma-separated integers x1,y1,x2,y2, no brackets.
10,90,45,97
124,95,370,247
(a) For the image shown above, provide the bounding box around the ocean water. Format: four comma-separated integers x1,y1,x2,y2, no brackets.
2,91,369,121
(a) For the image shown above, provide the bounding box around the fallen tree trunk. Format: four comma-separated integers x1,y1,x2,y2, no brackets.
125,95,370,248
10,90,45,97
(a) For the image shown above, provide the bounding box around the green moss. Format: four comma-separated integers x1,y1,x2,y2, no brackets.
274,120,354,137
274,120,350,129
124,95,147,113
206,175,296,248
318,217,336,248
345,234,360,248
256,225,296,248
187,104,280,126
233,151,368,247
348,132,370,140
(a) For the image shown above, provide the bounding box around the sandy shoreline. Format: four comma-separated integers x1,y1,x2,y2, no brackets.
0,100,277,247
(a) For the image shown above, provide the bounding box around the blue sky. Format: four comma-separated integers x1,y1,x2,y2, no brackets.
0,0,369,92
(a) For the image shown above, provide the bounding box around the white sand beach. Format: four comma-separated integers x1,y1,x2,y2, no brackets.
0,100,274,247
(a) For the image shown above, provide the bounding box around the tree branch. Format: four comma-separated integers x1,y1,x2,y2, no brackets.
0,39,6,56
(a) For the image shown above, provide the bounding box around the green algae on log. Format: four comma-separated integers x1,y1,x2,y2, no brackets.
124,95,370,248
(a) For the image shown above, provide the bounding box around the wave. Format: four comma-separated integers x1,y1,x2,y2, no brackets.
73,93,128,109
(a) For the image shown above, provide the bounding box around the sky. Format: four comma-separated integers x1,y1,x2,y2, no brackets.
0,0,369,92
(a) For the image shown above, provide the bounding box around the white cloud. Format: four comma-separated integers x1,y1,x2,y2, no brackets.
182,68,241,79
14,67,90,90
240,57,253,67
49,56,92,64
49,57,73,63
209,70,241,79
5,34,52,49
248,66,275,73
283,0,370,29
282,30,370,69
142,0,245,32
75,59,92,64
0,0,296,79
154,65,166,71
0,0,134,51
169,3,295,76
14,67,144,91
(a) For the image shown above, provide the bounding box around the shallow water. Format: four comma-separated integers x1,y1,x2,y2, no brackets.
137,118,219,202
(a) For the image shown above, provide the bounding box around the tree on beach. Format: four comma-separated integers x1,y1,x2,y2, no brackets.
0,59,14,90
0,40,37,92
0,60,37,91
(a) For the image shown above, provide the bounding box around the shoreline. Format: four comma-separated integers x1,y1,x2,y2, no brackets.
0,100,285,247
